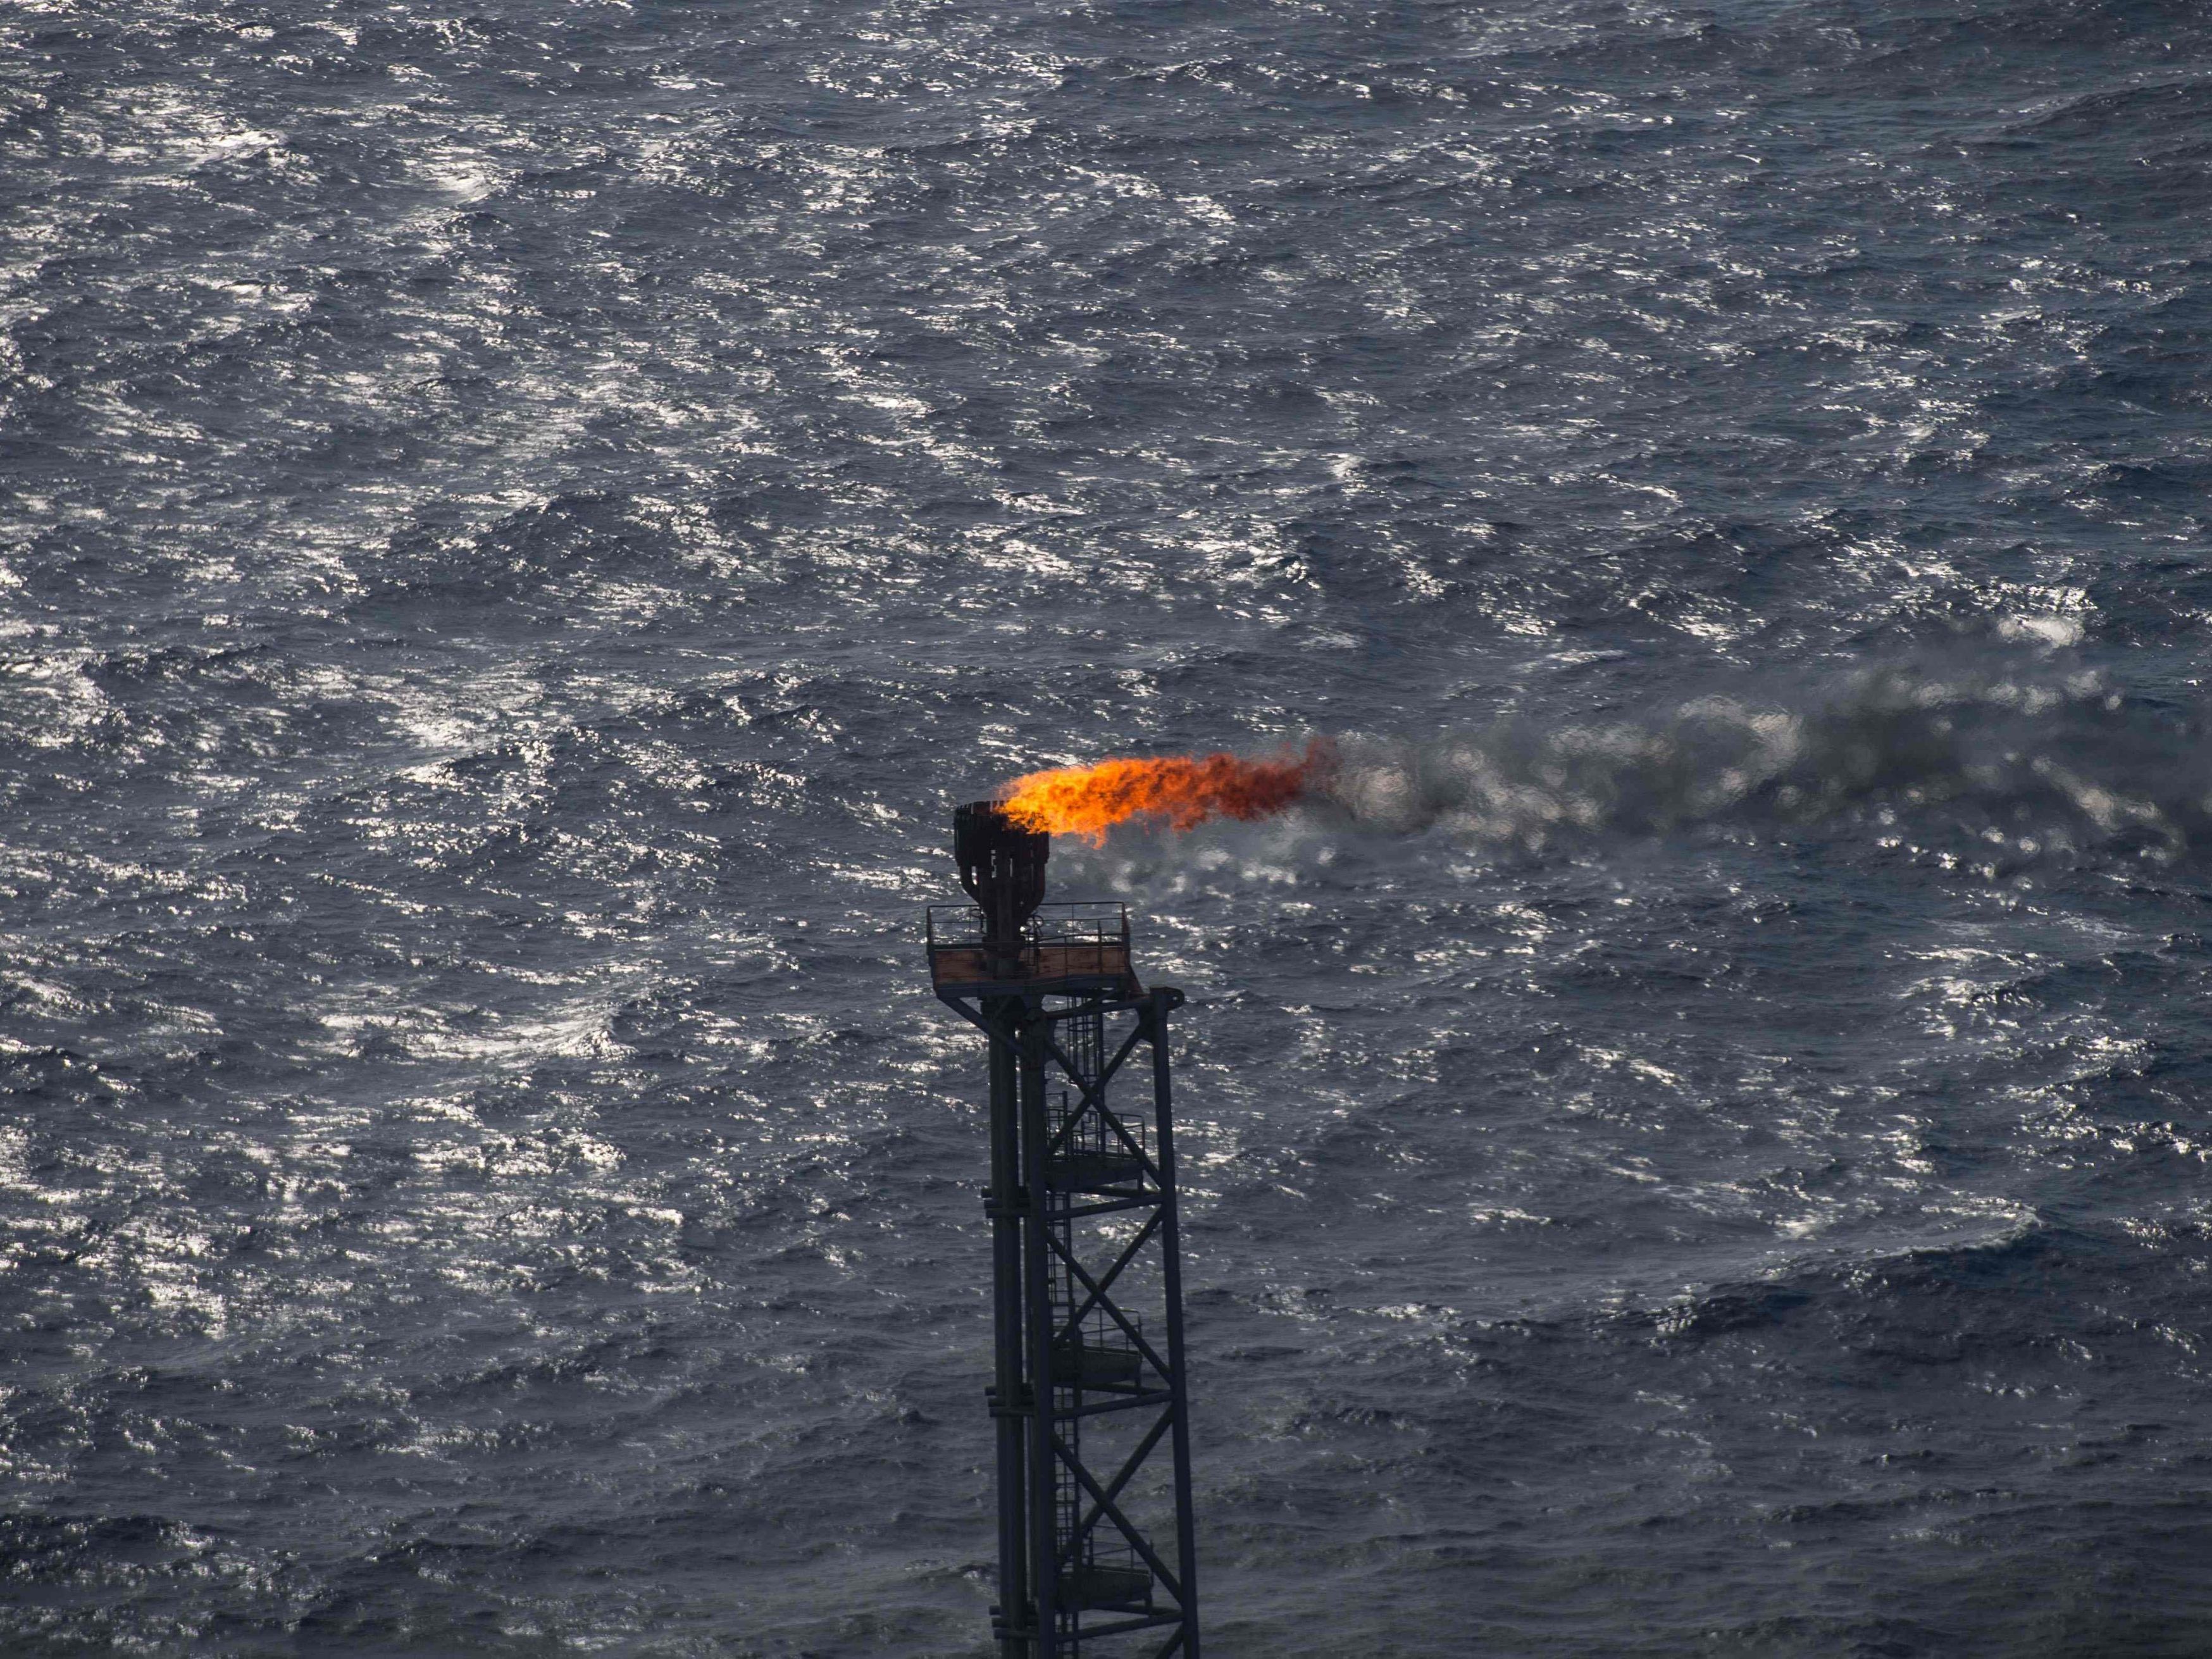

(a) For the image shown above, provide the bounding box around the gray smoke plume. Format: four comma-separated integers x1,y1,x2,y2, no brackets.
1306,662,2209,859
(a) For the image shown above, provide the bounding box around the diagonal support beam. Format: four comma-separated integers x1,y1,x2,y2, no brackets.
941,995,1020,1053
1082,1096,1164,1184
1045,1030,1164,1182
1056,1210,1162,1338
1043,1022,1150,1161
1058,1407,1174,1571
1046,1229,1175,1382
1051,1432,1185,1603
952,996,1165,1189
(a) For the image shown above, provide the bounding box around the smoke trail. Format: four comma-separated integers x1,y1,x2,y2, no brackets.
1315,664,2209,857
1002,663,2212,861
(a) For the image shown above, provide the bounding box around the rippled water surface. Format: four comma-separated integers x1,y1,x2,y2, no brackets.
5,0,2212,1652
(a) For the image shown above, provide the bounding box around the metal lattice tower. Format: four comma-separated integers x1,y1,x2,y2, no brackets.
926,803,1201,1658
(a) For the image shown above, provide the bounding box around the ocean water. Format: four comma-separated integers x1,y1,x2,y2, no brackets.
3,0,2211,1652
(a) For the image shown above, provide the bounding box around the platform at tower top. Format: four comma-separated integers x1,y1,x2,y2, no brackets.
925,901,1144,999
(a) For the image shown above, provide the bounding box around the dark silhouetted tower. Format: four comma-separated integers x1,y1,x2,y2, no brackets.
927,803,1201,1658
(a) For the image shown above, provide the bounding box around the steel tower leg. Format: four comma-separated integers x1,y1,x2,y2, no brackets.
1150,990,1200,1659
986,996,1033,1658
1020,1006,1062,1656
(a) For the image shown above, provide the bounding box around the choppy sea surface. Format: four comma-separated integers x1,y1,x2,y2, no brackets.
5,0,2212,1652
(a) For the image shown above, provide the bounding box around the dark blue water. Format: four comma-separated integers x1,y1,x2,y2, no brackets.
4,0,2211,1651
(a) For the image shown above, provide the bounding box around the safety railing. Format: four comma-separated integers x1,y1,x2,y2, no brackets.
925,902,1137,993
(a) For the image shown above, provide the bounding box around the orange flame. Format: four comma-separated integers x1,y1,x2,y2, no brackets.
998,742,1326,843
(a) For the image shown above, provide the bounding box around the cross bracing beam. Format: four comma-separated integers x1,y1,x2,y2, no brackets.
1058,1410,1175,1570
1057,1213,1164,1334
1041,1025,1152,1160
1052,1435,1186,1601
1045,1229,1176,1381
